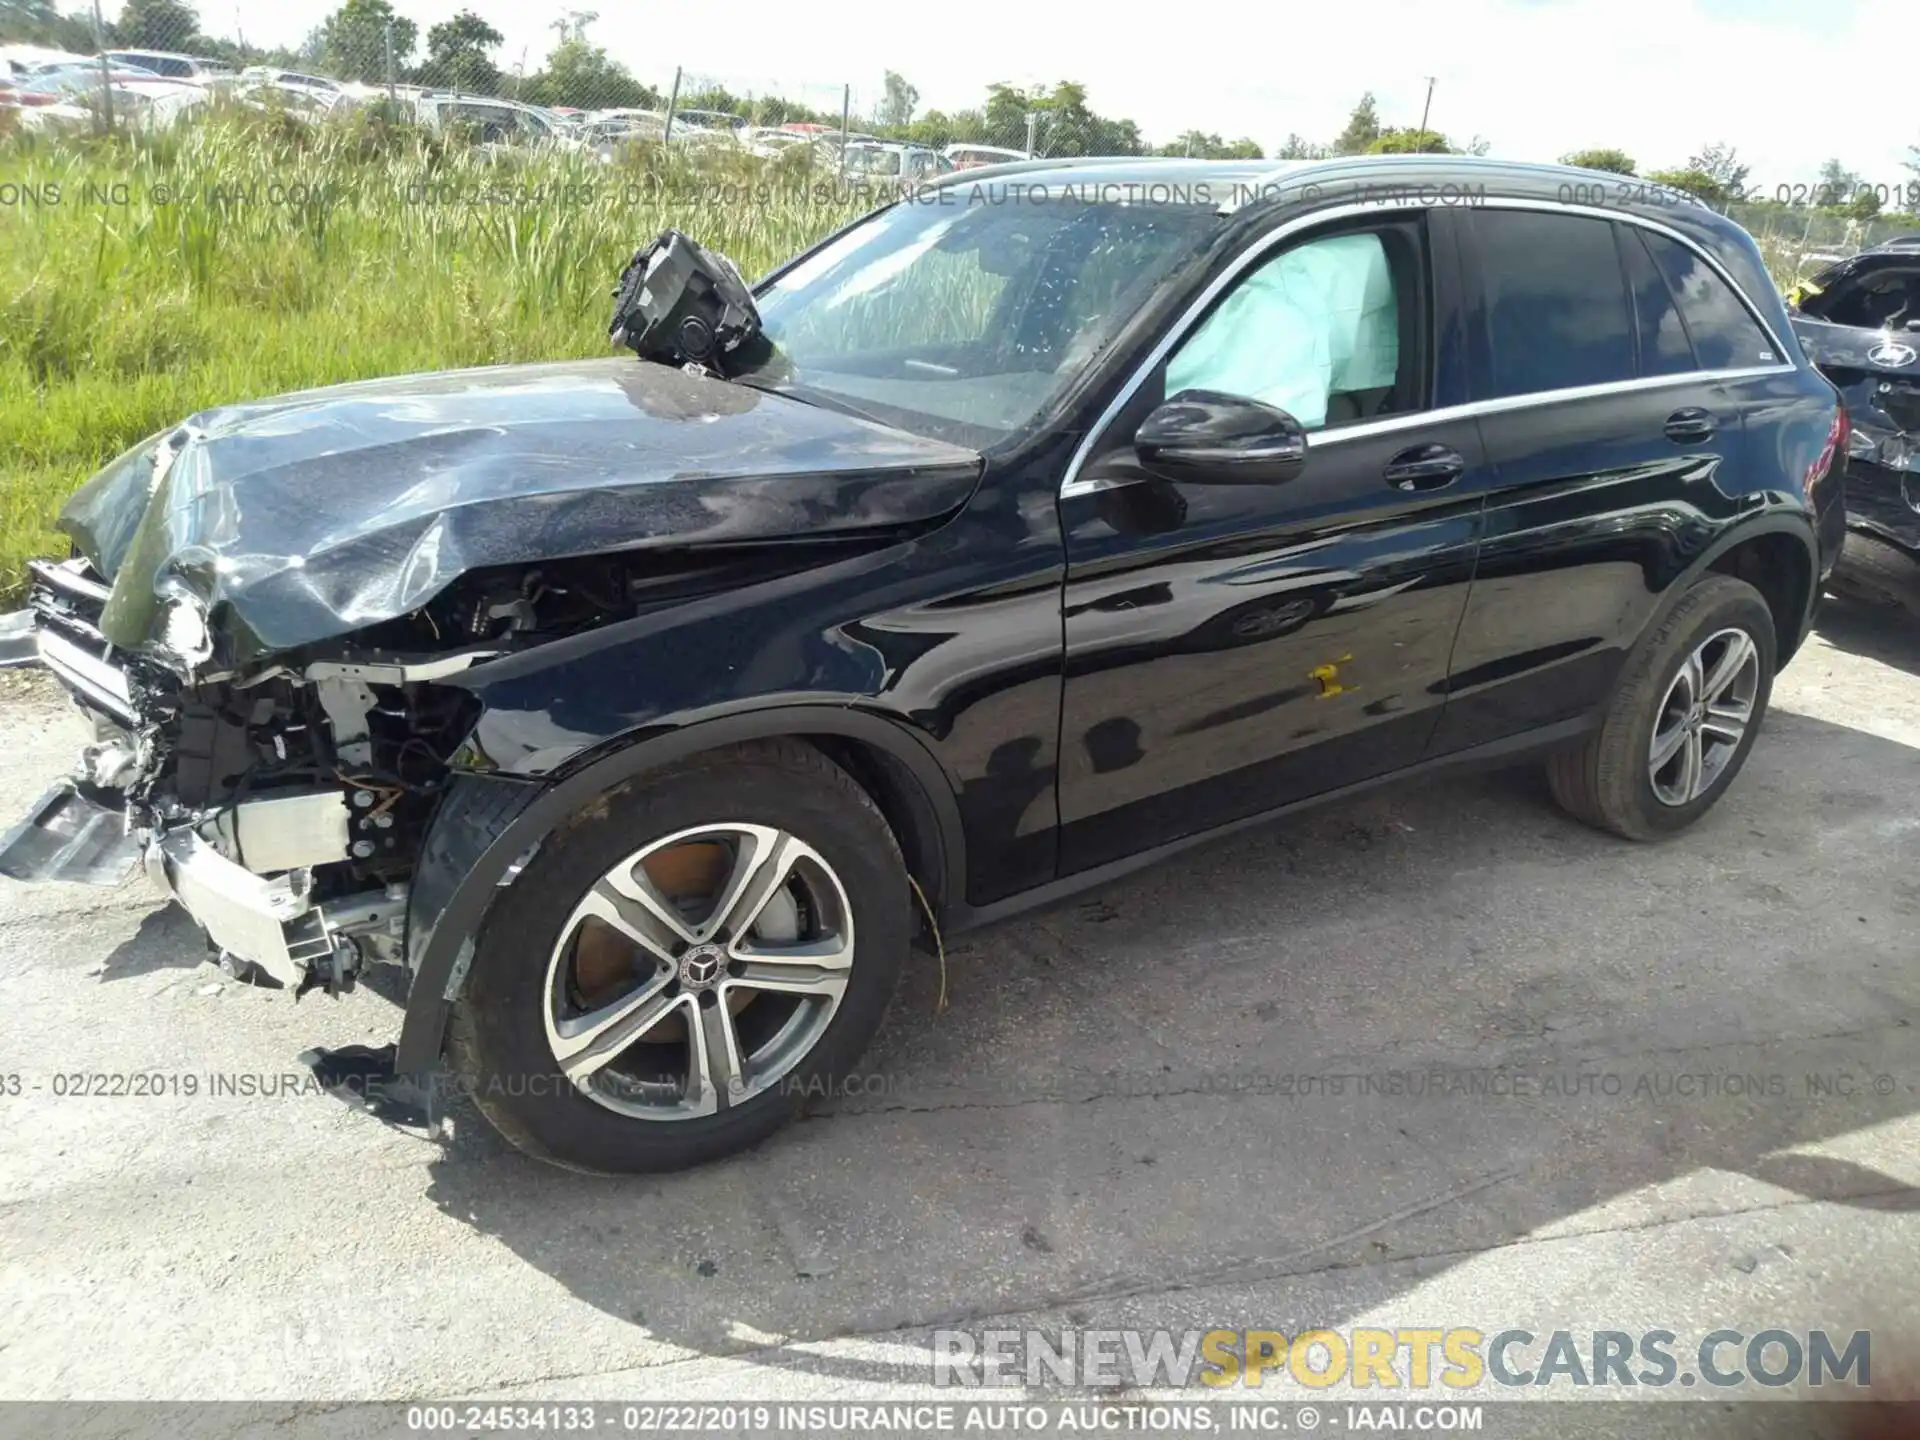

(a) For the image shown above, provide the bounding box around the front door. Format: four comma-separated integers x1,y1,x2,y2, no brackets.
1056,210,1487,875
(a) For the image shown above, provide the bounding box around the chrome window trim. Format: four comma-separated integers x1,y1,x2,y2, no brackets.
1058,195,1796,501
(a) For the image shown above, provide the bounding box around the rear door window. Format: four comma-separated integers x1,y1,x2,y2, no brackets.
1619,226,1698,376
1473,210,1634,399
1639,231,1781,369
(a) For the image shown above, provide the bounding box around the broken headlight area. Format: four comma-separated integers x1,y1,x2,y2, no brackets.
4,546,855,994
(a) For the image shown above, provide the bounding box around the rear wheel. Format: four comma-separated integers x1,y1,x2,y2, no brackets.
448,740,910,1173
1547,574,1775,840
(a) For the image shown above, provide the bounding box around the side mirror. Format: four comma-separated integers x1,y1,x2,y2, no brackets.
1133,389,1308,486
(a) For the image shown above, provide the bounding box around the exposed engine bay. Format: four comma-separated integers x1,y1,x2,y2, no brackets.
5,539,891,996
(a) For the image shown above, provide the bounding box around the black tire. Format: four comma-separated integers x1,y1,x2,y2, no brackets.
448,739,910,1173
1546,574,1776,841
1830,533,1920,620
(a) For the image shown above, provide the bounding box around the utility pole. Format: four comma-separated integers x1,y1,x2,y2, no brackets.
90,0,112,134
663,66,681,142
839,82,850,155
1418,76,1436,136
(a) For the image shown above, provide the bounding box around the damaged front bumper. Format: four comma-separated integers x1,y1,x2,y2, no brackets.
0,564,411,991
0,776,406,990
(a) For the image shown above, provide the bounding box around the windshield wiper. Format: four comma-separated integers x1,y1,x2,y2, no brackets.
730,373,894,429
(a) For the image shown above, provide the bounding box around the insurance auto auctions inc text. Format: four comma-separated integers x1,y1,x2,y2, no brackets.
932,1327,1871,1393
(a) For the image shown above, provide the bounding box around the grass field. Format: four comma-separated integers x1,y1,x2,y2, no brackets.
0,110,867,601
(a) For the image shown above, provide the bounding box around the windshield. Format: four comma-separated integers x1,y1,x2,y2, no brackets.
744,192,1222,446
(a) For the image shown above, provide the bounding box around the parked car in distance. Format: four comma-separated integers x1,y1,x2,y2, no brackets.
841,139,953,181
5,67,204,129
414,93,571,152
670,107,747,136
0,156,1846,1176
104,50,233,82
237,66,341,91
1789,237,1920,614
945,142,1030,169
0,43,90,80
229,79,345,123
584,107,667,141
742,125,813,158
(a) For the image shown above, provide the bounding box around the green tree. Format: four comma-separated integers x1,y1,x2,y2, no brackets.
1562,148,1636,176
878,70,918,129
1817,157,1859,202
1646,167,1729,205
418,9,502,93
1685,142,1750,199
903,107,987,149
1368,127,1451,154
1155,130,1261,159
0,0,98,50
1815,157,1880,216
978,80,1142,157
112,0,198,48
1275,133,1331,160
1332,92,1380,155
521,36,654,109
318,0,416,84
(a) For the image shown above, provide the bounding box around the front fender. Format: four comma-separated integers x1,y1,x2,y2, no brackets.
394,704,965,1076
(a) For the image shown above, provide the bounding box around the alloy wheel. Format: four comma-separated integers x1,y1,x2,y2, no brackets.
1648,627,1761,807
542,823,854,1119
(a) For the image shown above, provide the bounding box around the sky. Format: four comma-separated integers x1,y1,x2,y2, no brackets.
166,0,1917,189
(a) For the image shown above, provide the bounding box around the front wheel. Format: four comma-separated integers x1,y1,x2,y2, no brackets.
448,739,910,1173
1547,574,1776,841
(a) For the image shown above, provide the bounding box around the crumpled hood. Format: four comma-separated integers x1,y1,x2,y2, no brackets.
59,358,983,666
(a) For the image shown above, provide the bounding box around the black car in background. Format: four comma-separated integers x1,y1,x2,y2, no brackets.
0,156,1847,1173
1789,237,1920,615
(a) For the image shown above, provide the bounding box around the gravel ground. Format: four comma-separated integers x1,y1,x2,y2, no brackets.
0,595,1916,1418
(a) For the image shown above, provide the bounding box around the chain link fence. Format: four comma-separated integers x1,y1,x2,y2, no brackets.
3,2,1917,261
0,4,1132,162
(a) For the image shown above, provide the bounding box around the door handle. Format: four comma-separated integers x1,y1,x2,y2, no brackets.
1664,408,1718,444
1383,444,1465,492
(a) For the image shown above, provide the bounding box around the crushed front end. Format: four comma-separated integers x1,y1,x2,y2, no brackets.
1,554,482,993
0,344,983,1003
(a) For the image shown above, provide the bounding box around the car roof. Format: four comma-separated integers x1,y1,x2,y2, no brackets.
919,155,1784,317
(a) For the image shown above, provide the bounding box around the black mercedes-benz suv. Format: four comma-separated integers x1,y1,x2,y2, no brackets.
0,156,1848,1172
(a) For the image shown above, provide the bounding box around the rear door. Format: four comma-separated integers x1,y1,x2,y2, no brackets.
1056,207,1487,874
1430,205,1779,754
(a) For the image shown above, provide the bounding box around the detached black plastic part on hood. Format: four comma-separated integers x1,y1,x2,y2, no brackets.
60,358,983,667
609,229,765,375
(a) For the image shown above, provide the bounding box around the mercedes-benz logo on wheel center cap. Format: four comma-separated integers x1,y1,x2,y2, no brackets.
680,944,724,986
1867,340,1917,368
